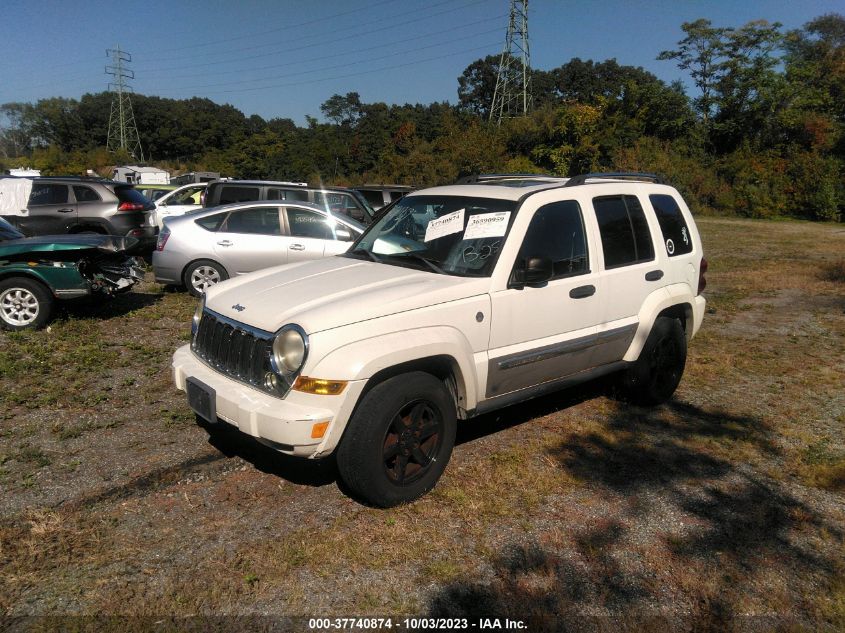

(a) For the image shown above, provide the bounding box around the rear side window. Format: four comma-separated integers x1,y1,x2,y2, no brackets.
517,200,588,279
73,186,101,202
221,207,281,235
218,186,260,205
28,184,68,205
593,195,654,269
195,212,226,232
649,194,693,256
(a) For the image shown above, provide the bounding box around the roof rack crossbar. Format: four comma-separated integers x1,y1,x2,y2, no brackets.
562,172,665,187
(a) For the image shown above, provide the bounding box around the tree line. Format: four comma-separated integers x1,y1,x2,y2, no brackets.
1,13,842,221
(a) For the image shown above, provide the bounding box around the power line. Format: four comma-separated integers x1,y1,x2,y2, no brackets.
147,25,504,92
138,0,460,64
134,0,491,74
157,41,500,97
148,0,404,55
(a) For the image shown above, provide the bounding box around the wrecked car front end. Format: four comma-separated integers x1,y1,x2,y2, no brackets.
0,235,145,298
0,219,145,329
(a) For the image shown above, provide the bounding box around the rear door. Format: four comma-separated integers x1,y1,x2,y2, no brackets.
212,206,288,274
20,182,75,235
590,194,659,365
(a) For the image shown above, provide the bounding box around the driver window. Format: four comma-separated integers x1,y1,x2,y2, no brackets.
286,208,335,240
517,200,589,279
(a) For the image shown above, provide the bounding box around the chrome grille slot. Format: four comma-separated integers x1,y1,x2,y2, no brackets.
191,309,274,389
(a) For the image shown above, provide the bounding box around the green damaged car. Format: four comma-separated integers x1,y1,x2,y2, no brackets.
0,217,144,330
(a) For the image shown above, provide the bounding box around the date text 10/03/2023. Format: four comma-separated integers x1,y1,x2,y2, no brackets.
307,618,527,630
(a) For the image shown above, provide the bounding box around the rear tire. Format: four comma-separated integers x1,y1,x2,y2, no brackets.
183,259,228,297
620,316,687,405
0,277,55,331
336,372,457,507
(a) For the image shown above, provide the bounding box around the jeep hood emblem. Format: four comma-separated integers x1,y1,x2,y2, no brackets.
232,303,246,312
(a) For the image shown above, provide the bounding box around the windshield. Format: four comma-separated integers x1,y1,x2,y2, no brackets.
345,195,516,277
0,217,24,241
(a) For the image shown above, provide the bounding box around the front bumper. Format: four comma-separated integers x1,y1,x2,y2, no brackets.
172,345,363,457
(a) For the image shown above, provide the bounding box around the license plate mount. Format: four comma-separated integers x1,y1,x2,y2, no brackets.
186,377,216,423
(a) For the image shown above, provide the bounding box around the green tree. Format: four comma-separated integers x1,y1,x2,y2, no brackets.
658,19,729,124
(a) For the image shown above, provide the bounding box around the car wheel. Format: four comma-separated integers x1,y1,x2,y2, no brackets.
336,372,457,508
183,259,228,297
0,277,55,331
621,316,687,405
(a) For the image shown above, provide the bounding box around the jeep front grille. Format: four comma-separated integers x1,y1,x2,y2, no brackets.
191,309,274,389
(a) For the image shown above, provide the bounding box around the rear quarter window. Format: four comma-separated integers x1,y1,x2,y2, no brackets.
195,212,226,232
115,187,153,208
649,194,693,256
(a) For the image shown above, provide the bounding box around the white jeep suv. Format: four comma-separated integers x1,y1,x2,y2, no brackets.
172,173,707,507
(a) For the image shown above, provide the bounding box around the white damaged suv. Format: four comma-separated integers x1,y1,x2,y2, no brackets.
172,173,707,507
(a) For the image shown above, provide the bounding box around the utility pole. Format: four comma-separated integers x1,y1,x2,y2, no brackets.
489,0,532,125
106,46,144,161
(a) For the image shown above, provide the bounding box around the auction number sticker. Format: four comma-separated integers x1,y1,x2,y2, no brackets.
424,208,464,242
464,212,510,239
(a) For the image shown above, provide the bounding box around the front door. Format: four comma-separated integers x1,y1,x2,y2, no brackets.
487,199,602,398
284,206,350,264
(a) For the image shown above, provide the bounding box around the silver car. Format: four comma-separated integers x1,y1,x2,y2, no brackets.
152,201,364,296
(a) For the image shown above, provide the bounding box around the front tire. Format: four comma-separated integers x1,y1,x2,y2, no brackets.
336,372,457,507
183,259,228,297
621,316,687,405
0,277,55,331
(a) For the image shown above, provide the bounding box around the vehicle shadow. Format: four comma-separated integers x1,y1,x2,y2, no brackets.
455,376,613,446
61,290,164,320
198,418,338,488
427,398,842,630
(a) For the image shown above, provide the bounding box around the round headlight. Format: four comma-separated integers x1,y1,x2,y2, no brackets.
272,326,307,375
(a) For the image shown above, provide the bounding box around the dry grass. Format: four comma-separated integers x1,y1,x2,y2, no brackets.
0,217,843,628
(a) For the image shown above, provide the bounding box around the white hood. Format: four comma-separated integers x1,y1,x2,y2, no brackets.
204,256,489,334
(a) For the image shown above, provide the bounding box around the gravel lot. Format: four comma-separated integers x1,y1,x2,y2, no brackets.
1,217,843,632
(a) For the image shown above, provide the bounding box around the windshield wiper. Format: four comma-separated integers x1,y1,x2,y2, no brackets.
348,247,382,263
391,253,446,274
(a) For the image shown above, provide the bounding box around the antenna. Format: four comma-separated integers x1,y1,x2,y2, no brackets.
106,47,144,161
489,0,532,124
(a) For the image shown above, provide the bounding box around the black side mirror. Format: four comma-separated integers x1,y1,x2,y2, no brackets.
510,256,553,289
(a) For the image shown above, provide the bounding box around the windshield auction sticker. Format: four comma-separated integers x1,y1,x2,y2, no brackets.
464,211,511,239
424,208,465,242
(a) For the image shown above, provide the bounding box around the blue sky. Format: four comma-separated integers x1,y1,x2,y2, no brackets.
1,0,841,125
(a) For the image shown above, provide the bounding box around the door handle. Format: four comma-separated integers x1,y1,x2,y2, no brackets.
57,208,74,213
569,285,596,299
289,244,305,251
216,240,233,247
645,269,664,281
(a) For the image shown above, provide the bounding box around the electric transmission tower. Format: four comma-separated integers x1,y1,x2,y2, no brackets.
489,0,532,124
106,47,144,161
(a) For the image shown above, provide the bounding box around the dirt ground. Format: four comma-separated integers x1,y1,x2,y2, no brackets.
1,217,843,632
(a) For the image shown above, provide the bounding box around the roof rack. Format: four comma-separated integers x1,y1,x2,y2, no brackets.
455,173,566,185
562,172,665,187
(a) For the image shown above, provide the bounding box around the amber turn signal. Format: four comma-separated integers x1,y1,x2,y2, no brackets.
310,421,330,439
293,376,348,395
